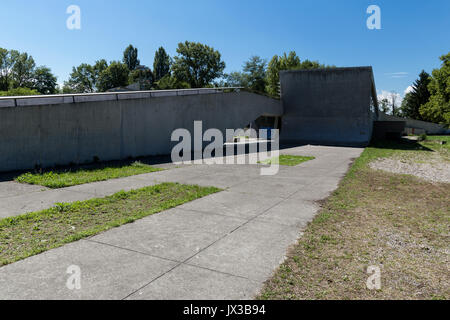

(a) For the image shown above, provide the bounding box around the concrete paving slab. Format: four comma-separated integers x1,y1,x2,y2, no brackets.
0,189,95,219
132,167,205,184
255,174,317,186
90,208,246,261
182,173,254,189
228,178,307,199
186,220,301,282
0,181,48,199
0,240,177,300
127,264,260,300
255,198,319,228
63,176,159,197
178,190,284,220
289,178,341,201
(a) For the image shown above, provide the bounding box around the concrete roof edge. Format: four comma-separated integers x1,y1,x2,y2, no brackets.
280,66,373,74
0,87,244,101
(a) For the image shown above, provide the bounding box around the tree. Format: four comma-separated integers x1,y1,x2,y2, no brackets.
172,41,225,88
123,45,140,71
153,47,171,82
390,91,399,116
97,61,129,92
63,60,108,93
0,87,39,96
64,63,96,93
242,56,267,92
379,98,390,113
129,65,154,90
265,55,282,97
92,59,108,84
265,51,327,97
400,71,431,120
0,48,17,91
154,73,190,90
299,59,325,69
419,53,450,126
222,72,248,87
11,52,35,88
32,66,57,94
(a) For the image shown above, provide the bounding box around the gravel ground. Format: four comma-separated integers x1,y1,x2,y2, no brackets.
370,157,450,184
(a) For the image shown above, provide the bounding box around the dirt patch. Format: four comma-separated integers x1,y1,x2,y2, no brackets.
369,157,450,184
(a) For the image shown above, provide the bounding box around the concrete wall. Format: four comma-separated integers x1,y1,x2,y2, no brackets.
279,67,378,146
378,112,450,135
0,89,281,172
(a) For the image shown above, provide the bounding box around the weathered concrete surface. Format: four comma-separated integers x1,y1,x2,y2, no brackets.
280,67,378,146
378,112,450,135
0,145,363,300
0,90,281,172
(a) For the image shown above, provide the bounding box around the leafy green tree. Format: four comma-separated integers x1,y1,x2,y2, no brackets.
0,48,17,91
266,52,302,97
265,55,282,97
31,66,57,94
92,59,108,83
64,63,96,93
153,47,171,82
123,45,140,71
266,51,329,97
222,56,267,91
222,72,248,87
0,87,39,96
97,61,129,92
420,53,450,126
379,98,390,113
129,66,154,90
172,41,225,88
154,73,190,90
63,60,108,93
299,59,325,69
11,52,35,88
242,56,267,92
400,71,431,120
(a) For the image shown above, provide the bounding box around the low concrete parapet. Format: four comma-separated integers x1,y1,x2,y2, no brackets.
0,89,282,172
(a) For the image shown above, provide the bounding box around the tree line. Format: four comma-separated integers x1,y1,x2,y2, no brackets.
0,41,332,98
380,52,449,126
5,41,445,126
0,48,57,96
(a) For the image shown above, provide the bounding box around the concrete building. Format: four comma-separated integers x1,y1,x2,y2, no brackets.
1,66,447,172
280,67,379,146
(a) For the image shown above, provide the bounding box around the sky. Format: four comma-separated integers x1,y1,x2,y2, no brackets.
1,0,449,102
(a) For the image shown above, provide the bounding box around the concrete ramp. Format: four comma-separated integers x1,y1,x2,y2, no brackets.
0,89,282,172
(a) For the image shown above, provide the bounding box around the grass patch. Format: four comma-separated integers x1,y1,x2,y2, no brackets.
15,161,163,188
259,155,315,166
258,137,449,300
0,182,220,266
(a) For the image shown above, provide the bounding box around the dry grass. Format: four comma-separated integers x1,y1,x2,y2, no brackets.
258,139,449,300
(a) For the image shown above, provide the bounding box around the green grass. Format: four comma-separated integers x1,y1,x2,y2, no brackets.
259,155,315,166
0,182,221,266
15,161,163,188
258,137,449,300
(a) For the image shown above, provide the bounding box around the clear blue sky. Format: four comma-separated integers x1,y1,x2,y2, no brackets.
1,0,449,97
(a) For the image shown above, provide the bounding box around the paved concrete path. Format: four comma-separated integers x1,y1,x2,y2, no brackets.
0,145,363,300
